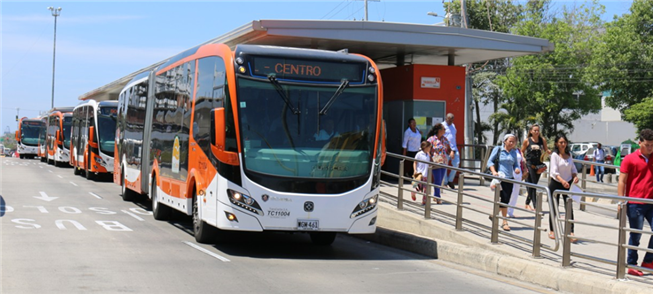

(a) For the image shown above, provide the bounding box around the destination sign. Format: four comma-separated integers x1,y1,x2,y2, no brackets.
23,121,44,126
251,57,364,83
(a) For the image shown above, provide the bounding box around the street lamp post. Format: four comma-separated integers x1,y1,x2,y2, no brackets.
48,6,62,109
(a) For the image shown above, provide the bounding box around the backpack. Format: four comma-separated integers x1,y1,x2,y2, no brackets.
484,146,501,181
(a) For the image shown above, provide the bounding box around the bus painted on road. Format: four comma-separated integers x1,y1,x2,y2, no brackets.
46,107,74,166
116,44,383,245
71,100,118,179
15,117,46,159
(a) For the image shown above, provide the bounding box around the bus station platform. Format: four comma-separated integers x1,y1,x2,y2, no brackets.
360,176,652,294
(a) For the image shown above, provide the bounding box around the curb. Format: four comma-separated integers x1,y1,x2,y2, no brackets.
360,203,650,294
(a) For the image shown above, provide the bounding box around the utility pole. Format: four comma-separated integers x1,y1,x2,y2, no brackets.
356,0,379,21
48,6,62,109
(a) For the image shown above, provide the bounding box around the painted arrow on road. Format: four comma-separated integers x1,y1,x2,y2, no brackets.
33,191,58,202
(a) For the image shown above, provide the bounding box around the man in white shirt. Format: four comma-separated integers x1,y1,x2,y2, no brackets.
443,113,459,189
593,142,605,182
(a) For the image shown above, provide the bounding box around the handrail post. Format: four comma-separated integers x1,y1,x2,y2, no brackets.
424,168,432,219
532,187,543,258
398,159,405,210
562,198,573,267
580,165,587,211
455,173,465,231
480,148,486,186
616,202,628,279
490,183,501,244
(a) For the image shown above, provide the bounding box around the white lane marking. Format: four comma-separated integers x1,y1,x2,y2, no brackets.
40,166,44,169
57,175,63,179
121,210,144,221
33,191,58,202
89,192,102,199
70,181,78,187
183,241,230,262
48,170,53,173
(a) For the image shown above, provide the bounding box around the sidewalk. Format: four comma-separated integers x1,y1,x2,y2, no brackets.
360,176,652,294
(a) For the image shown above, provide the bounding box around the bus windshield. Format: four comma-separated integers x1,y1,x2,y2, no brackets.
237,77,377,179
21,122,44,146
97,107,117,155
63,116,72,149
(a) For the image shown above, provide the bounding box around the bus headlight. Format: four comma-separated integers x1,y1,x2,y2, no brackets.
227,189,263,216
95,157,106,166
351,194,378,218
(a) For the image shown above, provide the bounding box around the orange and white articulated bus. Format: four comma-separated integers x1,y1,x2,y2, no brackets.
116,44,383,245
15,117,46,159
46,107,74,166
71,100,118,179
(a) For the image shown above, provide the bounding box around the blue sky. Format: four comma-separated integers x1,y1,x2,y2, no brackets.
1,0,632,133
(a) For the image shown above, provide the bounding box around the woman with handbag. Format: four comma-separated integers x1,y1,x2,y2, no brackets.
548,134,579,242
487,134,521,231
426,123,450,205
521,124,551,211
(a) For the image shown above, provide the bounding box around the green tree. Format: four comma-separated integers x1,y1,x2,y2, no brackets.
586,0,653,131
471,71,499,145
498,0,604,138
623,98,653,132
444,1,525,145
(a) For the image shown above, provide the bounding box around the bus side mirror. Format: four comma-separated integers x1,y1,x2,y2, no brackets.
56,130,60,141
15,130,19,142
211,108,225,148
89,126,95,144
210,108,238,165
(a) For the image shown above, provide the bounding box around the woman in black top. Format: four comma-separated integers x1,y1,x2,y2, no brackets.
520,124,550,211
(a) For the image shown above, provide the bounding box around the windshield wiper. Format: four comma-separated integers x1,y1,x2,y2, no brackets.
319,79,349,115
268,75,300,115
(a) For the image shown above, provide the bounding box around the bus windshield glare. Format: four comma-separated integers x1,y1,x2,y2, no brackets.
97,107,117,155
237,77,377,179
21,122,44,146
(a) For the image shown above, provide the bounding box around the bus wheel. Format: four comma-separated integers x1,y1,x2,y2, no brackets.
73,166,80,175
193,190,216,244
121,170,135,202
19,154,24,159
309,232,337,246
85,158,95,181
40,156,46,162
151,178,170,220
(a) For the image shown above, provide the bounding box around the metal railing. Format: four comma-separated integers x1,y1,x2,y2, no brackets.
382,151,562,258
553,190,653,279
458,144,492,185
572,158,621,211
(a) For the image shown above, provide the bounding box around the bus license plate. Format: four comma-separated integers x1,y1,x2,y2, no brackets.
297,219,319,231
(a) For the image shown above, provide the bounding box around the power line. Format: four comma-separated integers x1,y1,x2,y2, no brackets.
321,0,348,20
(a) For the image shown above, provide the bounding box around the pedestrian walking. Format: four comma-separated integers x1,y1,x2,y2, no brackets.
412,141,431,203
521,124,550,211
426,123,450,204
443,113,459,189
508,148,527,218
402,118,422,177
618,129,653,277
547,134,578,242
593,142,605,182
487,134,521,231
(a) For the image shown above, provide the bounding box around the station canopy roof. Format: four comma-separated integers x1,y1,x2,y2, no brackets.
79,19,554,101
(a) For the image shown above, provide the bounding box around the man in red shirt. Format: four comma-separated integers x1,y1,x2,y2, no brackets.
618,129,653,276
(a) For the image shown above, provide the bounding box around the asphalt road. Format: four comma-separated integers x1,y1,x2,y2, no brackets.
1,157,553,293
